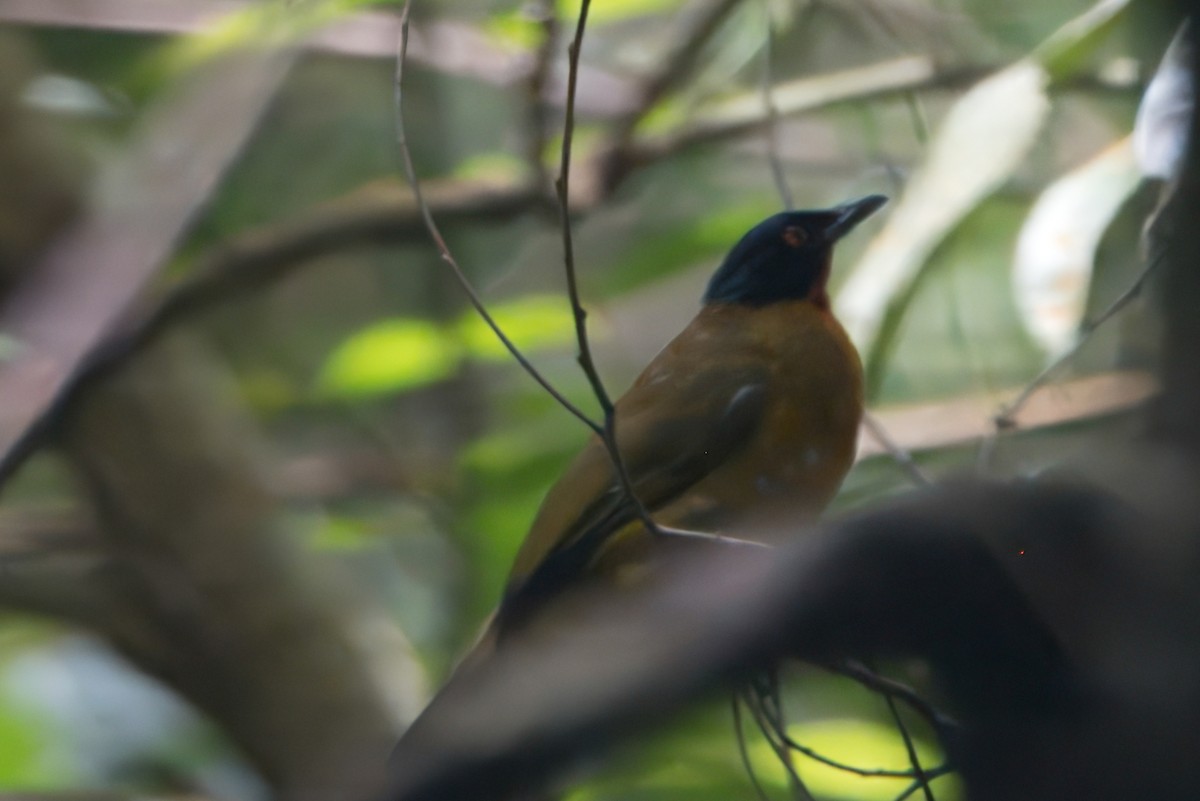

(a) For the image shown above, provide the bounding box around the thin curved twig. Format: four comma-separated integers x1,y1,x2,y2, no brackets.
742,686,816,801
394,0,602,437
862,411,932,486
733,694,775,801
761,0,794,212
833,660,959,739
884,691,935,801
555,0,667,537
977,247,1166,471
748,676,949,781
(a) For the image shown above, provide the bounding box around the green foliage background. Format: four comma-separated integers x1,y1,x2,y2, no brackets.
0,0,1178,798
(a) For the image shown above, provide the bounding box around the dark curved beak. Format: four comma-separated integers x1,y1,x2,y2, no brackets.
824,194,888,241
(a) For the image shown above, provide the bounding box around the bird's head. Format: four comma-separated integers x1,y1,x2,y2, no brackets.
703,194,887,308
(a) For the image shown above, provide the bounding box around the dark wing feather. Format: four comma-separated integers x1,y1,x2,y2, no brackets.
498,361,769,631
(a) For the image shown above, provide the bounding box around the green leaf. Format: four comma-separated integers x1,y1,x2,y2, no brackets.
834,0,1134,400
0,699,65,788
456,295,579,362
308,515,376,551
837,60,1049,396
869,198,1045,405
558,0,687,24
1035,0,1131,83
318,318,462,398
452,153,529,183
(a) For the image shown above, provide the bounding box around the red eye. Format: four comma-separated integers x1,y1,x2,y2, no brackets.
782,226,807,248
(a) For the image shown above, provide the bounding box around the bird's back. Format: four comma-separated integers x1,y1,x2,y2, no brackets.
499,299,863,632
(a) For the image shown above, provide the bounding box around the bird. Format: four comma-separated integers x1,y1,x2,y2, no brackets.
387,196,886,798
492,194,887,639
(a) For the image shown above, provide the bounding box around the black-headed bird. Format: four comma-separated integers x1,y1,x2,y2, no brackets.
389,196,886,797
494,194,886,640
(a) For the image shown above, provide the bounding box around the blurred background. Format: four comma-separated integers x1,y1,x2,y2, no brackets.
0,0,1183,799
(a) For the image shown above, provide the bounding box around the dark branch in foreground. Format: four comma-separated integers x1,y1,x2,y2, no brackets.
386,477,1191,801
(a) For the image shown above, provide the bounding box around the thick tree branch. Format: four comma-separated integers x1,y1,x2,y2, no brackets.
386,479,1160,801
0,46,295,487
62,335,420,801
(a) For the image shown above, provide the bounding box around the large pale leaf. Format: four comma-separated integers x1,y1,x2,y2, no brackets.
1013,137,1141,357
834,0,1131,394
1133,23,1194,180
836,60,1049,352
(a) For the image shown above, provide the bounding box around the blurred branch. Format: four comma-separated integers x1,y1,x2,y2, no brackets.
385,479,1121,801
0,34,420,801
521,0,558,192
0,178,542,486
605,57,986,188
0,0,643,117
860,370,1155,462
860,412,931,484
101,178,543,383
609,0,745,149
0,47,295,489
62,335,417,801
979,253,1164,470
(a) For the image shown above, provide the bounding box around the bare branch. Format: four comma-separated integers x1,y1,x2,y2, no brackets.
619,59,990,181
612,0,745,145
741,683,815,800
860,371,1155,462
978,252,1164,471
884,691,935,801
862,411,932,485
554,0,666,536
393,0,602,437
732,694,774,801
385,479,1102,801
761,1,794,212
833,660,958,738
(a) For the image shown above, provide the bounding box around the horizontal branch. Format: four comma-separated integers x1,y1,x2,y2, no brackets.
386,476,1149,801
0,179,544,486
858,371,1155,460
0,0,643,116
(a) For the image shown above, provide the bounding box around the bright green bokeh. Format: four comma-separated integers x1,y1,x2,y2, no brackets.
318,318,463,398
